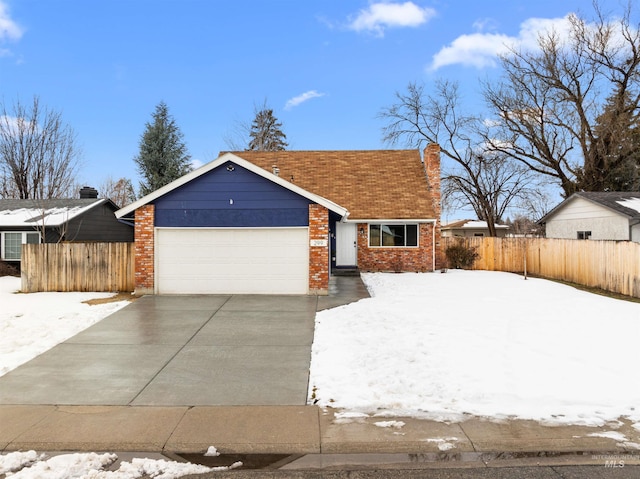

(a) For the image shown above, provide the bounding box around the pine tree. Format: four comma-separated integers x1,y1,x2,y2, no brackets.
247,107,288,151
590,88,640,191
134,102,192,197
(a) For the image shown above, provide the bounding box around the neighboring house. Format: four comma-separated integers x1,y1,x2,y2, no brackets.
441,219,510,238
116,146,442,295
539,192,640,242
0,186,134,264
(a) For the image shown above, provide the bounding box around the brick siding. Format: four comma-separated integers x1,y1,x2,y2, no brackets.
134,204,155,294
357,222,436,272
308,204,329,294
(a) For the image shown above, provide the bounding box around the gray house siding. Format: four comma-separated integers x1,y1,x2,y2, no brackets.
64,203,133,242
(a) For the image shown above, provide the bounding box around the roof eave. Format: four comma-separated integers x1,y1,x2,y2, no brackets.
343,218,437,223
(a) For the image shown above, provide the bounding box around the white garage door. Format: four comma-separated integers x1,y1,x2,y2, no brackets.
156,228,309,294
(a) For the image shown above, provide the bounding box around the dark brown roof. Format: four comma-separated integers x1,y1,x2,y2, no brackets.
229,150,437,220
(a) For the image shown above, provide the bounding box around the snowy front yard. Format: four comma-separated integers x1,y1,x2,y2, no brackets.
2,271,640,428
1,270,640,477
309,270,640,428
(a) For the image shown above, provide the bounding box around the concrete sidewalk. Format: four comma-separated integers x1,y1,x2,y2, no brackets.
2,404,640,463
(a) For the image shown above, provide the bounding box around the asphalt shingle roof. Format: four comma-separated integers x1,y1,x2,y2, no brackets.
230,150,437,220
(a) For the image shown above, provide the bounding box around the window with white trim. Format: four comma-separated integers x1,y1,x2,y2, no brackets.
369,224,418,247
1,232,41,261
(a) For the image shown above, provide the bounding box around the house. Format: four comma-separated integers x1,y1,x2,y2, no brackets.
539,192,640,242
115,145,442,295
441,219,510,238
0,186,134,264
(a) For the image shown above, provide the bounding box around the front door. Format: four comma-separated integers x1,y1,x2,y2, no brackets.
336,222,357,266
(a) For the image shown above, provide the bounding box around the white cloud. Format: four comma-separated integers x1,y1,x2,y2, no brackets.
191,159,205,170
430,15,572,70
284,90,325,110
0,115,36,136
348,2,436,37
0,1,23,42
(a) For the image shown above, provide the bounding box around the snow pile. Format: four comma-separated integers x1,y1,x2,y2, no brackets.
425,437,460,451
5,452,117,478
309,270,640,426
0,451,242,478
0,276,130,377
204,445,221,456
0,450,44,475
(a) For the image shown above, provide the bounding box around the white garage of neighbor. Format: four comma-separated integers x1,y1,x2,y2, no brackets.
155,228,310,295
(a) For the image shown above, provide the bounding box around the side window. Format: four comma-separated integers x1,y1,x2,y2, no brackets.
2,232,22,260
1,231,41,260
369,224,418,247
577,231,592,240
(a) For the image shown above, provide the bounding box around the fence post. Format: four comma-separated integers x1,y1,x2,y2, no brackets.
523,238,527,280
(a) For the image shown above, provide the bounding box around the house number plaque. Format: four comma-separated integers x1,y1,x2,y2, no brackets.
310,239,328,247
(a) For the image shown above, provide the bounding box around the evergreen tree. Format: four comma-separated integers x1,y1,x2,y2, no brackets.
134,102,192,197
247,107,288,151
590,88,640,191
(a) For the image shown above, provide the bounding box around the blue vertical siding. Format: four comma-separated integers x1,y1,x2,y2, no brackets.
154,162,312,227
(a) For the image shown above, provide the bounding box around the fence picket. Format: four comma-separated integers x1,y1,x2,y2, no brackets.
442,237,640,299
21,242,135,292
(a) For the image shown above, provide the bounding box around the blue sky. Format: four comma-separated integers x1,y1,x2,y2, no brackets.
0,0,627,214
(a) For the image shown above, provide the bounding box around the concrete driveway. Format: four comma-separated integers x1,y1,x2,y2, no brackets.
0,276,368,407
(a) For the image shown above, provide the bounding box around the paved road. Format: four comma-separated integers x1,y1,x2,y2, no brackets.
192,465,640,478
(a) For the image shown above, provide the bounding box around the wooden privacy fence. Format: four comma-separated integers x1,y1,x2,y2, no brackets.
441,237,640,299
21,242,135,293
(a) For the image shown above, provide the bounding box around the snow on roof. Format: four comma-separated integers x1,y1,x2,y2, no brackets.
462,220,508,229
443,219,509,229
0,199,104,227
616,197,640,214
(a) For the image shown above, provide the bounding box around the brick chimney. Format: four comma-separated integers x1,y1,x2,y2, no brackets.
424,143,441,220
424,143,443,269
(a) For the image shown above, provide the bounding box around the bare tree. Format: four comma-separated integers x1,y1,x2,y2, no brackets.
380,80,534,236
0,96,82,199
224,100,289,152
222,118,251,151
483,1,640,196
99,176,136,208
443,152,533,235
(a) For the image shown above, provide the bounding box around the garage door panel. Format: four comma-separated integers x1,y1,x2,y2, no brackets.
156,228,309,294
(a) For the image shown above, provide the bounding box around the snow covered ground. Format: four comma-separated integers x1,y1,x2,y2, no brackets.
2,271,640,477
0,276,131,377
310,270,640,428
